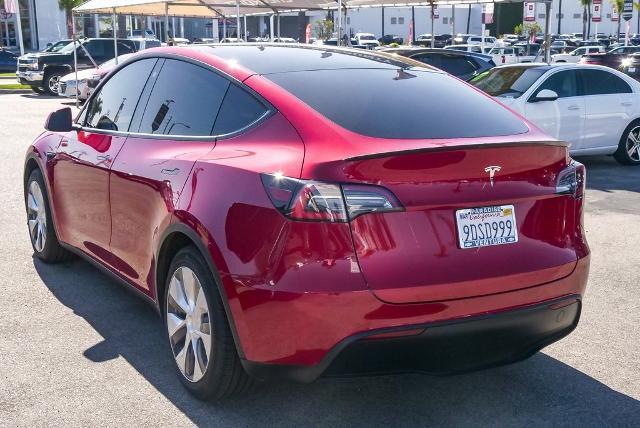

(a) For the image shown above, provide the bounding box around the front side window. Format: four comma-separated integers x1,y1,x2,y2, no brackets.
85,58,157,132
532,70,578,99
137,59,229,136
579,69,632,95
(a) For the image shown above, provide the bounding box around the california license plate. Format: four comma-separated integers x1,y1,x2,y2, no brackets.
456,205,518,249
629,67,636,73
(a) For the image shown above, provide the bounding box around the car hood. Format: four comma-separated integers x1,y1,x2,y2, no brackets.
61,68,96,82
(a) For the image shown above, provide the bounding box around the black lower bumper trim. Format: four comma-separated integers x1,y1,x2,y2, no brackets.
242,295,581,383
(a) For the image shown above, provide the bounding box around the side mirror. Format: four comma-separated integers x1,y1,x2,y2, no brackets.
532,89,559,102
44,107,73,132
87,78,100,89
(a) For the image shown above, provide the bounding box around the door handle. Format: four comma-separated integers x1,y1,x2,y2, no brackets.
567,105,581,110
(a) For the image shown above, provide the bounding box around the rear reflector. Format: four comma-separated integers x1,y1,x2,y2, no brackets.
260,173,403,222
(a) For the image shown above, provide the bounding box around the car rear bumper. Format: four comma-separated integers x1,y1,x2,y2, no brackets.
242,295,581,382
231,255,589,381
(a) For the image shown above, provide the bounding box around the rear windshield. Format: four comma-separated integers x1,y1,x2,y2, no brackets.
470,67,548,98
266,68,528,139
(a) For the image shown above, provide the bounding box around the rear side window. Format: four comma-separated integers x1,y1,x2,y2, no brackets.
137,59,229,136
267,68,528,139
411,53,443,68
213,84,268,135
579,69,632,95
85,58,157,131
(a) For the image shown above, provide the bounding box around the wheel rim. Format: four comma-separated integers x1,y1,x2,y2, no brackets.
166,266,211,383
48,75,60,94
626,126,640,162
27,180,47,253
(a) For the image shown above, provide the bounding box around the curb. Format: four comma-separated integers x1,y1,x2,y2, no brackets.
0,89,33,94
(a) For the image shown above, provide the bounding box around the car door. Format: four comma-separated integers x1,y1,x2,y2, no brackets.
50,58,157,267
108,58,231,295
577,68,634,152
524,69,584,149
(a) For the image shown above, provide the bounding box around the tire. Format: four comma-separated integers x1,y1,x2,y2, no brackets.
43,70,63,96
31,86,45,95
614,120,640,165
25,169,73,263
163,246,252,400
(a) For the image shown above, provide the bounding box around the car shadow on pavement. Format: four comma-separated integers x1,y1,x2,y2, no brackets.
34,257,640,426
576,155,640,193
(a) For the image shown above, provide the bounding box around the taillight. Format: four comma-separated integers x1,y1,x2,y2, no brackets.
556,161,585,198
260,173,403,222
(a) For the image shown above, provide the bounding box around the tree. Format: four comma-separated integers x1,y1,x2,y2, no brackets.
58,0,83,37
611,0,624,41
579,0,592,40
515,21,542,41
313,19,334,41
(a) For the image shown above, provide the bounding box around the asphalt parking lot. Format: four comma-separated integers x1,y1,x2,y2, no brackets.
0,93,639,426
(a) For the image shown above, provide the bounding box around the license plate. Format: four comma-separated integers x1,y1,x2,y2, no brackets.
456,205,518,249
629,67,636,73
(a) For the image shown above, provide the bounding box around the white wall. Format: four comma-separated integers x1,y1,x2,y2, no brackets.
307,6,483,40
531,0,640,36
33,0,68,47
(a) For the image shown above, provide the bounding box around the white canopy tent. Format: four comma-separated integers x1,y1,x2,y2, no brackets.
69,0,552,102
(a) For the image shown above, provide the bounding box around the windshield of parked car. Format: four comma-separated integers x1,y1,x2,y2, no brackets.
58,41,81,54
470,66,547,98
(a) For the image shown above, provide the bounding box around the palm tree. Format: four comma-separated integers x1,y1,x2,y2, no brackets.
611,0,624,41
58,0,83,37
579,0,592,40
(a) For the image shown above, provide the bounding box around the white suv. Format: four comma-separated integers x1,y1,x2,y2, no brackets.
552,46,605,63
354,33,380,48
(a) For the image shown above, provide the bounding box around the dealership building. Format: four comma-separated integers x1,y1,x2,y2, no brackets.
2,0,640,52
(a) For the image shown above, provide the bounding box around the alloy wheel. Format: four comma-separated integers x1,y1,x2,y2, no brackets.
27,180,47,252
48,75,60,95
626,126,640,162
166,266,212,383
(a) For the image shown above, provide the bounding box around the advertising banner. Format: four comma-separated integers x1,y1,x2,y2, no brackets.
592,0,602,22
524,2,536,22
483,3,495,25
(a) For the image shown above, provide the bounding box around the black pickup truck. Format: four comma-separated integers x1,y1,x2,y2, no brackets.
17,38,136,95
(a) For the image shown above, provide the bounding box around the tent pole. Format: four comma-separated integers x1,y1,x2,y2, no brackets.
270,14,274,40
236,0,241,40
337,0,342,45
73,13,79,108
244,15,247,40
430,2,435,48
14,0,24,55
112,8,118,65
223,19,227,39
277,13,281,38
544,0,551,64
164,2,169,43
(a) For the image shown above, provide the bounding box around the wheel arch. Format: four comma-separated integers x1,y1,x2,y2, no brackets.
155,221,246,359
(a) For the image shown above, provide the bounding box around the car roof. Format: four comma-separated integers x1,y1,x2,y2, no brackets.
184,44,434,75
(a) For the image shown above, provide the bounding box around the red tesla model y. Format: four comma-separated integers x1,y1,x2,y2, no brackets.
24,45,590,399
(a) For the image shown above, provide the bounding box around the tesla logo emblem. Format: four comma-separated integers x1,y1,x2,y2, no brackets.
484,166,501,187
